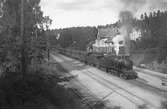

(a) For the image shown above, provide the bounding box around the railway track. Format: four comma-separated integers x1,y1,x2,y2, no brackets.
134,69,167,92
134,67,167,80
82,70,157,109
53,53,166,109
58,52,167,92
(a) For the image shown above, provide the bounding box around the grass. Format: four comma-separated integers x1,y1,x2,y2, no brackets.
0,63,85,109
0,70,55,109
0,60,111,109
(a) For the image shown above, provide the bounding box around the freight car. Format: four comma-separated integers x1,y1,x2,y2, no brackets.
57,48,138,80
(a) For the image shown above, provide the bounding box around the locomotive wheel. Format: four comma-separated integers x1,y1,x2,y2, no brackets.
124,76,128,80
123,75,128,80
111,70,116,75
88,63,93,66
110,70,115,74
120,74,123,78
96,64,100,69
120,74,127,79
106,68,109,73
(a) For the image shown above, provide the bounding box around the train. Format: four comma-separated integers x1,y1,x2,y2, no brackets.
57,47,138,80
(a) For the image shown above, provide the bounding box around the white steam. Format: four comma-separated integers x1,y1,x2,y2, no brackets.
112,11,133,56
112,34,124,55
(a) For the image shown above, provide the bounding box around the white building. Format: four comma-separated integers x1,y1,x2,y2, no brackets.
130,29,141,41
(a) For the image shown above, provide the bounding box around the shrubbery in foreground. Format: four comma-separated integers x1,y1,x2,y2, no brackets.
0,68,83,109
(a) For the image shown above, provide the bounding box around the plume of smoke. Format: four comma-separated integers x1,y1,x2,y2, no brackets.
119,0,146,13
119,11,133,56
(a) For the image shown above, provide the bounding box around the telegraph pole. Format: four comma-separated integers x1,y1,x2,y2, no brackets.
20,0,26,75
21,0,24,48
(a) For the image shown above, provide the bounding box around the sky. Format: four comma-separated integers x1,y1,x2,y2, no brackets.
40,0,167,29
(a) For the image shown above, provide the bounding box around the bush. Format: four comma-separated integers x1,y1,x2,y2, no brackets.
0,70,55,109
0,65,86,109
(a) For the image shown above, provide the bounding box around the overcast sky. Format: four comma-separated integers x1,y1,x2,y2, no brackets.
40,0,167,29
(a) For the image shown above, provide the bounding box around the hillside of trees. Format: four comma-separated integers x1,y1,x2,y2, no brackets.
49,27,98,50
134,10,167,63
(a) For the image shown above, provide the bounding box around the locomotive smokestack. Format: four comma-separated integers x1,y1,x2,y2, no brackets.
119,11,133,56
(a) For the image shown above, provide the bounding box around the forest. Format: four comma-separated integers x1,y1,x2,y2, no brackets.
135,10,167,63
48,27,98,50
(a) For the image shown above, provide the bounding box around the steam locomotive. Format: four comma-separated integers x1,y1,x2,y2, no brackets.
58,45,138,79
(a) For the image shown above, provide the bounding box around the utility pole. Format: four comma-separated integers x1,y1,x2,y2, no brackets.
20,0,26,75
21,0,24,45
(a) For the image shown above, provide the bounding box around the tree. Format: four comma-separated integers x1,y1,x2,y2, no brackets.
54,27,97,50
149,12,153,18
0,0,52,73
134,10,167,63
140,14,144,20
